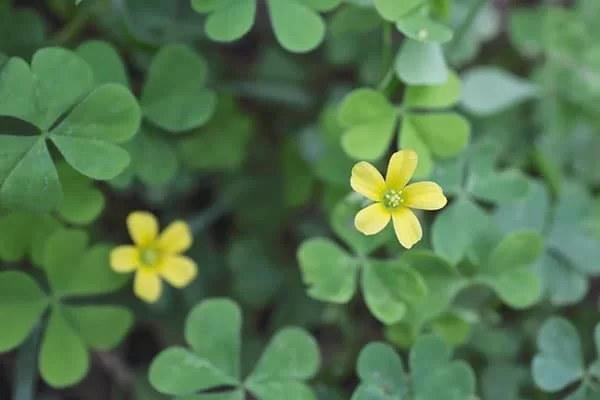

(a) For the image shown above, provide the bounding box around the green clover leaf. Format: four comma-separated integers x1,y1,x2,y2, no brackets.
532,317,589,394
461,67,538,116
56,162,105,225
298,198,426,325
0,211,59,265
0,228,132,387
149,298,320,399
76,40,129,87
475,230,543,308
352,336,476,400
192,0,340,53
494,180,599,306
0,7,46,59
141,44,217,133
399,71,470,177
373,0,425,21
0,47,141,210
395,39,447,85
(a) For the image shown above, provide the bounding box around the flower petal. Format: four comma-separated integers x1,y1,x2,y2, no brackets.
402,182,448,210
351,161,386,201
392,208,422,249
110,245,139,273
127,211,159,247
354,203,391,235
159,255,198,288
157,221,193,254
134,269,162,303
386,150,417,190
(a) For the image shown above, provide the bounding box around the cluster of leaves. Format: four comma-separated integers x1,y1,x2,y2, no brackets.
0,0,599,399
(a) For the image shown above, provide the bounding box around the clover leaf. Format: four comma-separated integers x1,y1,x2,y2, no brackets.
192,0,340,53
399,70,470,177
56,162,105,225
532,317,600,399
352,336,476,400
431,140,530,265
0,6,46,59
0,210,59,265
298,197,426,324
396,40,448,85
0,228,132,388
493,180,600,306
0,47,141,210
475,230,543,308
149,298,320,400
141,44,217,133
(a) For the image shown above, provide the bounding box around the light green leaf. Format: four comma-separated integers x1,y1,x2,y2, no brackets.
493,179,549,233
301,0,343,12
200,0,256,42
461,67,538,116
339,88,398,160
0,136,62,210
398,117,433,178
141,44,216,132
0,57,36,121
63,305,133,350
404,112,470,158
532,317,585,392
396,12,453,44
470,170,530,204
76,40,129,86
0,211,59,263
404,70,461,109
267,0,326,53
178,391,245,400
56,162,105,224
351,342,407,400
0,271,48,351
298,238,359,303
534,253,588,307
246,328,320,385
40,306,89,388
395,40,447,85
373,0,424,21
247,381,316,400
30,47,93,130
362,260,426,325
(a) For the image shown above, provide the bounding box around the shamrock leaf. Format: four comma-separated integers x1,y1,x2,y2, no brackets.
0,211,59,265
476,230,543,308
352,336,476,400
76,40,129,87
149,298,320,399
395,39,447,85
0,7,46,59
56,162,105,225
399,71,470,177
461,67,538,116
532,317,586,393
372,0,425,22
338,88,398,160
298,198,426,325
141,44,217,133
0,228,132,387
0,47,141,210
351,342,408,399
494,180,596,306
192,0,340,53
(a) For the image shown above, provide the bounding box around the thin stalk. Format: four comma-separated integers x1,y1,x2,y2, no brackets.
447,0,487,57
13,323,42,400
379,22,393,83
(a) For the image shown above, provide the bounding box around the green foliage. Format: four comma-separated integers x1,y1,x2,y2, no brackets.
149,298,320,399
0,228,131,388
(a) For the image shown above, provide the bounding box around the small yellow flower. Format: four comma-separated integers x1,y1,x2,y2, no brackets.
350,150,447,249
110,211,198,303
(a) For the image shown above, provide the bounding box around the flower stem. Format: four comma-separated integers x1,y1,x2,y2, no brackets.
447,0,487,57
13,323,42,400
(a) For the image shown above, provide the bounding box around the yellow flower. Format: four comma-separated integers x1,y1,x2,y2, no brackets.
350,150,447,249
110,211,198,303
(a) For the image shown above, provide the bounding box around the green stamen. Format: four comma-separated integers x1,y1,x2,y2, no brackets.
382,190,403,209
140,248,160,267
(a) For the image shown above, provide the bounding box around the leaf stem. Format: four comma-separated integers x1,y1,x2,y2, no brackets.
379,22,393,83
447,0,487,57
51,0,107,46
13,323,42,400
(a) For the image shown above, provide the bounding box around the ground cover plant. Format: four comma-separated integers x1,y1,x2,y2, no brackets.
0,0,599,399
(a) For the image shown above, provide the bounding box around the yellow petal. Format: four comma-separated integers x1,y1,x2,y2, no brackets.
402,182,448,210
351,161,386,201
110,246,139,273
159,255,198,288
354,203,391,235
134,269,162,303
157,221,193,254
391,208,422,249
127,211,159,247
386,150,417,190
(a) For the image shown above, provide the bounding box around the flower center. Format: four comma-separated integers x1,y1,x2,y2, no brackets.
140,247,160,267
382,189,403,209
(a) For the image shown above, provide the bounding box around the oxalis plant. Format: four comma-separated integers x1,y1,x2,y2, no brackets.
0,0,599,400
